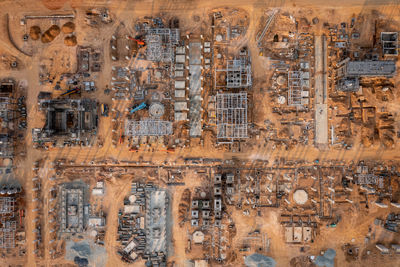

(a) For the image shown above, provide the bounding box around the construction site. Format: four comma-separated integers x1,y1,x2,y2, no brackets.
1,0,400,266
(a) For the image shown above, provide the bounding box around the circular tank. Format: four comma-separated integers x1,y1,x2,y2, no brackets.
277,96,286,105
293,189,308,205
149,102,165,118
277,75,286,86
1,185,8,195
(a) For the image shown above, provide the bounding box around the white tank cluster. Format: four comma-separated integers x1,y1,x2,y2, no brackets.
0,170,22,195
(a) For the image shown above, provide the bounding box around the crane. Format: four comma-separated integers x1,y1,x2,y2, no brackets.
130,102,147,114
127,35,145,46
60,87,80,97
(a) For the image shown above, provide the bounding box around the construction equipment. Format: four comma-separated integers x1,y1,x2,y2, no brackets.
130,102,147,114
101,103,109,117
256,9,278,47
60,88,80,97
127,36,145,47
326,216,341,228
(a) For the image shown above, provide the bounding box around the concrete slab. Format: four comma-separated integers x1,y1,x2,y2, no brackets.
175,54,185,63
175,80,185,89
314,35,327,104
174,89,186,98
174,112,187,121
189,42,202,137
189,42,201,65
315,104,328,147
189,65,201,96
174,102,187,111
285,226,293,242
314,35,328,147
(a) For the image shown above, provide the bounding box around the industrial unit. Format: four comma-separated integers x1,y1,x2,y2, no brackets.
32,98,98,146
58,182,88,234
0,168,23,250
2,2,400,267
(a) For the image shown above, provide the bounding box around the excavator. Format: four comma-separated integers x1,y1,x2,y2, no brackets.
127,36,145,46
127,35,146,62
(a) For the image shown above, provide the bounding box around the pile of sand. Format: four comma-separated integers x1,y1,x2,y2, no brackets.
29,26,41,40
48,25,61,36
41,32,53,43
64,35,77,46
382,135,394,148
41,0,67,10
362,136,373,148
41,25,61,43
62,21,75,34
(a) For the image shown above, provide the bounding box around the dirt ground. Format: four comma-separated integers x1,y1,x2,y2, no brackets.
1,0,400,266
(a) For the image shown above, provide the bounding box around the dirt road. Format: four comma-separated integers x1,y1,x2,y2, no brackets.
1,0,400,266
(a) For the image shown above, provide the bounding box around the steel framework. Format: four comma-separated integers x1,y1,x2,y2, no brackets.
216,92,248,142
0,196,16,248
0,221,16,248
0,97,15,158
288,71,302,106
145,28,180,62
125,119,173,136
59,186,84,233
215,57,252,88
356,174,377,185
0,197,15,214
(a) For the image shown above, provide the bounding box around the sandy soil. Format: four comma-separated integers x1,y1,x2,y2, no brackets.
1,0,400,266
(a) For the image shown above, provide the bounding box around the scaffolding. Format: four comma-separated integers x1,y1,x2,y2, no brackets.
288,71,302,106
111,67,138,100
125,119,173,136
146,28,180,44
356,174,377,185
0,197,15,214
216,92,248,142
215,56,252,88
0,221,16,248
338,60,396,77
0,97,15,122
0,196,16,248
145,28,180,62
288,71,309,106
146,34,164,62
0,134,13,159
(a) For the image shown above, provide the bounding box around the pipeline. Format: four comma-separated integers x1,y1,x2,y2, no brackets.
6,14,32,57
